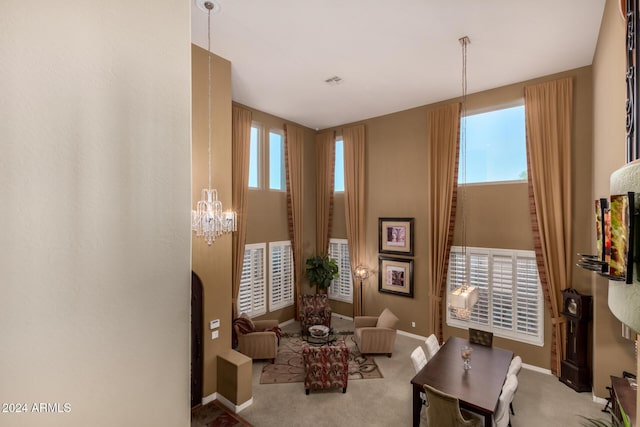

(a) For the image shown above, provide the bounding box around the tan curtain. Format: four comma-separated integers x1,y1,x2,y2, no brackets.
315,131,336,256
524,78,573,377
285,124,305,319
231,106,251,319
426,103,461,343
343,124,366,316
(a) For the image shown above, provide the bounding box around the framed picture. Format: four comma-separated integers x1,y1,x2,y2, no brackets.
378,256,414,298
379,217,414,256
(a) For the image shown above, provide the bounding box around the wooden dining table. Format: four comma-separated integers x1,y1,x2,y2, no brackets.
410,335,513,427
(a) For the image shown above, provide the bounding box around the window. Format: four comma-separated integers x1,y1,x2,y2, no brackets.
237,243,266,317
460,105,527,184
446,246,543,346
334,138,345,192
269,241,294,311
269,130,285,191
328,238,352,302
249,124,260,188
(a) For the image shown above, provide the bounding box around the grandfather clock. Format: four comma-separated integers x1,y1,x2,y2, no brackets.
559,288,592,392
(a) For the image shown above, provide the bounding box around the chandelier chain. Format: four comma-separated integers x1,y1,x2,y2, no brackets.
207,4,212,190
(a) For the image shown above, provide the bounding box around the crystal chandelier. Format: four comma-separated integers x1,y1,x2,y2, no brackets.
448,36,479,320
192,0,236,245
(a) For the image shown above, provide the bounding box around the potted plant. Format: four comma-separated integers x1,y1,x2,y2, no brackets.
305,254,339,293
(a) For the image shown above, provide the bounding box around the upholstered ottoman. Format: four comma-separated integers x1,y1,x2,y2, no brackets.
301,340,349,394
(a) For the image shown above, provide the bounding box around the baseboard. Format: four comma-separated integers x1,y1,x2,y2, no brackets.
332,313,353,321
216,394,254,414
592,395,608,405
522,362,552,375
397,329,427,341
202,392,216,405
280,318,296,328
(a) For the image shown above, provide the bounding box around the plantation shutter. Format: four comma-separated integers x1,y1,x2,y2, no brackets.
328,239,352,302
515,255,541,337
491,253,514,330
238,243,266,317
269,241,294,311
468,251,489,326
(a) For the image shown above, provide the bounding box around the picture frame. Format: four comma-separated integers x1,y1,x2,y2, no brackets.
378,256,414,298
378,217,414,256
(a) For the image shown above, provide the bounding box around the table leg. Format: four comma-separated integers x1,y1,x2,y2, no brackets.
483,412,491,426
412,386,421,427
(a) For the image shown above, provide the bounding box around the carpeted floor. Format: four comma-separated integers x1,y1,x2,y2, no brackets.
260,333,383,384
191,401,253,427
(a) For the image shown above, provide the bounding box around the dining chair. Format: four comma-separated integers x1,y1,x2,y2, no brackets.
507,356,522,415
425,334,441,360
493,374,518,427
468,328,493,347
410,346,428,405
424,384,482,427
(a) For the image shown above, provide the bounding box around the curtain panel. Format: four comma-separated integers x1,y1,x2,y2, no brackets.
231,106,251,319
343,124,366,316
315,131,336,256
285,124,305,319
426,103,461,343
524,77,573,376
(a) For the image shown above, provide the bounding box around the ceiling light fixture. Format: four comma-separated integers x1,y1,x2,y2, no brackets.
191,0,236,245
448,36,479,320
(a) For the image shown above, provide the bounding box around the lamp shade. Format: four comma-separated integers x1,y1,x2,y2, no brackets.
449,285,479,310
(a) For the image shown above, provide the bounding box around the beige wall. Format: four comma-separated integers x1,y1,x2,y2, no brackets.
592,0,638,398
192,45,234,398
1,3,192,426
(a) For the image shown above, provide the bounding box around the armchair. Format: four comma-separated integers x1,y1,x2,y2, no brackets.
299,294,332,333
233,314,280,362
354,308,399,357
302,340,349,394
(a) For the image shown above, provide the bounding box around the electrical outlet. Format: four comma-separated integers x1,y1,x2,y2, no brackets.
211,330,219,340
210,319,220,330
411,322,416,328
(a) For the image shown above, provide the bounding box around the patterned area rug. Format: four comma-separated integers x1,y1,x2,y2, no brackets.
259,333,383,384
191,400,253,427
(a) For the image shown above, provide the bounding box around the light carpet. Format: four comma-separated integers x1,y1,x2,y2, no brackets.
259,334,383,384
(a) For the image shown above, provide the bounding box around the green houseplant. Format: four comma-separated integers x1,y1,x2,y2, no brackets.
305,254,339,293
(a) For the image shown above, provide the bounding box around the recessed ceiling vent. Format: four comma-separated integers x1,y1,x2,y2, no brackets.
324,76,343,86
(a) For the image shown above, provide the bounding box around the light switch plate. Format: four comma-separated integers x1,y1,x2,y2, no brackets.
210,319,220,330
211,330,219,340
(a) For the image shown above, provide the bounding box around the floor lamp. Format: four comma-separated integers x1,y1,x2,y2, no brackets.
354,265,370,315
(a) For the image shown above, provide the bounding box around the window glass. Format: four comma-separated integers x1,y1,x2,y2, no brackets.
269,131,285,191
460,105,527,184
334,138,345,192
446,246,543,346
249,125,260,188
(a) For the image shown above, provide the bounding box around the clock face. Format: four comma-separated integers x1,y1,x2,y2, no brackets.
567,299,578,315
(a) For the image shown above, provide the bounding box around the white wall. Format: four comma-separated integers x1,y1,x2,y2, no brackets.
0,1,192,426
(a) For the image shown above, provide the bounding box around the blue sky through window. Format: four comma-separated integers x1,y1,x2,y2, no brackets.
460,105,527,184
335,138,345,191
269,131,284,190
249,126,259,188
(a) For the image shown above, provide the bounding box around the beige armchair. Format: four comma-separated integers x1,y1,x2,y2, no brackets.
354,308,399,357
233,316,280,362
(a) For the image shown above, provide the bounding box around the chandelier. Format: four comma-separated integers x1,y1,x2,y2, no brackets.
192,0,236,245
448,36,479,320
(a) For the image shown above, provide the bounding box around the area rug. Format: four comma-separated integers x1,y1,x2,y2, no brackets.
260,333,383,384
191,400,253,427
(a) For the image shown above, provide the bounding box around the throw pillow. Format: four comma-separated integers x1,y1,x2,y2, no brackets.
376,308,399,329
234,314,255,334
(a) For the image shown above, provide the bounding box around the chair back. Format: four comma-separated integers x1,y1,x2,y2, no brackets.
425,334,441,360
424,384,482,427
468,328,493,347
494,374,518,427
508,355,522,377
300,294,332,331
410,346,428,373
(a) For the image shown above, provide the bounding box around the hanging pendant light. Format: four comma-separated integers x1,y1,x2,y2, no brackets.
448,36,479,320
192,0,236,245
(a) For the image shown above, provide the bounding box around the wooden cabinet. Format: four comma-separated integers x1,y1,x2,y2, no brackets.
611,376,637,427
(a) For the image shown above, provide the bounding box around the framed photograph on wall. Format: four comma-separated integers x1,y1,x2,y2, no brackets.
379,217,414,256
378,256,414,298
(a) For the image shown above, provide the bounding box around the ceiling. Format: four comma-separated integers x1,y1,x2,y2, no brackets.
191,0,608,131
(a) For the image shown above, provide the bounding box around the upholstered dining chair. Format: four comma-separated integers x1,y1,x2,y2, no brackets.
424,384,482,427
468,328,494,347
494,374,518,427
507,356,522,415
425,334,441,360
410,346,428,405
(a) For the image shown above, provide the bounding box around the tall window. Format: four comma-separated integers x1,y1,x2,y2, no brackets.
269,241,294,311
248,124,260,188
269,130,285,191
237,243,266,317
446,246,543,346
460,105,527,184
328,238,352,302
334,138,345,192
